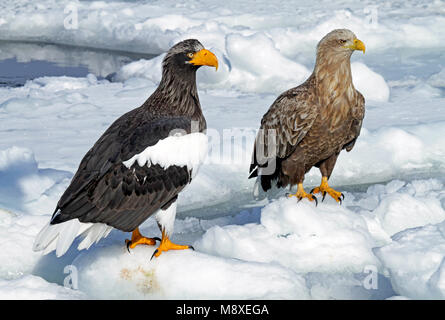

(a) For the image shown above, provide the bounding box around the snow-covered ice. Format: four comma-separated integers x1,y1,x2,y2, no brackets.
0,0,445,299
0,275,85,300
71,244,311,299
375,221,445,300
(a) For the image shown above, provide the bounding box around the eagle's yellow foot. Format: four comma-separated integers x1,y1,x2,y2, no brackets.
287,183,318,206
310,177,344,204
125,228,160,252
151,230,194,260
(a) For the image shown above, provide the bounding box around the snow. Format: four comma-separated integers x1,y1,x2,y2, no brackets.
351,62,390,102
196,198,380,274
0,275,85,299
429,68,445,88
372,179,445,236
375,221,445,299
0,146,71,214
0,0,445,300
0,208,45,280
72,244,310,299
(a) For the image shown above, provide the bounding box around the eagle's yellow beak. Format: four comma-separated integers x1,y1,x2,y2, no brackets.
350,39,366,54
189,49,219,70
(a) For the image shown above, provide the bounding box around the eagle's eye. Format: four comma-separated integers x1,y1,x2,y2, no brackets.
339,39,347,45
187,52,195,59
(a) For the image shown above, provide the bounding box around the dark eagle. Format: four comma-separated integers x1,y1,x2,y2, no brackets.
249,29,366,204
33,39,218,258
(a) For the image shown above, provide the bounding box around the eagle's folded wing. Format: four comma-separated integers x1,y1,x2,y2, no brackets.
345,90,365,152
52,111,201,232
249,86,318,176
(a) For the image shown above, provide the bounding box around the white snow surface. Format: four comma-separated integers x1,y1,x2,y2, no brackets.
0,0,445,299
0,275,85,300
375,221,445,299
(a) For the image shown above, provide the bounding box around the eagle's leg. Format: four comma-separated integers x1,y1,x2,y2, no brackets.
311,153,344,203
125,228,160,251
288,183,318,204
151,198,193,259
281,151,317,204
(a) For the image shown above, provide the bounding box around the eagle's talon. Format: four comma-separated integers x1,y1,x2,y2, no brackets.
288,184,317,205
311,177,343,204
341,193,345,200
313,196,318,207
125,240,132,253
150,230,193,259
125,228,158,251
150,249,158,261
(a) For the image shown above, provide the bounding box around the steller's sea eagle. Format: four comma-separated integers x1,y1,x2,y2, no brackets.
33,39,218,258
249,29,365,204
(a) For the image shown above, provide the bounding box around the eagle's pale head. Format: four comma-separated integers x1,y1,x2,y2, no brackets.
317,29,365,59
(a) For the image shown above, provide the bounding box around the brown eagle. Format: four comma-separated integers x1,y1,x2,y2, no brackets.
33,39,218,258
249,29,366,204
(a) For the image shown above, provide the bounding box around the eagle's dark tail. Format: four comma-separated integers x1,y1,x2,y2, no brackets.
249,157,283,193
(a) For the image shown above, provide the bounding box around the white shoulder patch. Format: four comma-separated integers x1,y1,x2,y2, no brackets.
123,132,208,175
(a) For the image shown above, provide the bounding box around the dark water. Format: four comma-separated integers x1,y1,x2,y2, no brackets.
0,40,157,87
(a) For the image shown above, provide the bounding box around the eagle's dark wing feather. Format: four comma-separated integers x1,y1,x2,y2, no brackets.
52,107,195,232
249,83,318,177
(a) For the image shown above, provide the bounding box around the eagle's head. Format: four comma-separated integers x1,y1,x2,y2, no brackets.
162,39,218,75
317,29,365,59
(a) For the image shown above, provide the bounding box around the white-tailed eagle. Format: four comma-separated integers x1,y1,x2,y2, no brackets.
249,29,365,204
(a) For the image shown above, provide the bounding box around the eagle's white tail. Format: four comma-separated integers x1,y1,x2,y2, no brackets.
33,219,113,257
